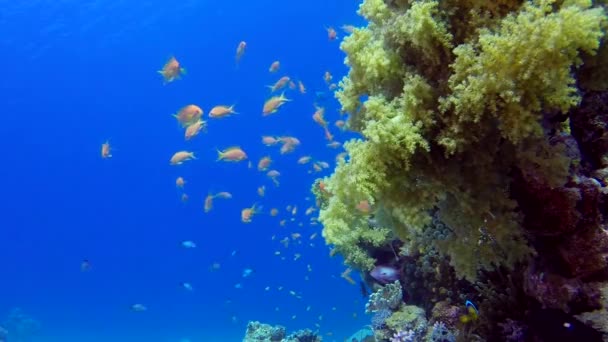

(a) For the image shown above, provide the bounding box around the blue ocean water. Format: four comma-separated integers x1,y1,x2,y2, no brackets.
0,0,368,341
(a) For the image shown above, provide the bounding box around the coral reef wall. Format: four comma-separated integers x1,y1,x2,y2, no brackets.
317,0,607,282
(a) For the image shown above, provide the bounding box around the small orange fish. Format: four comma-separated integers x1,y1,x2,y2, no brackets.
355,200,371,214
267,76,290,92
280,143,296,155
269,60,280,73
263,93,291,115
317,161,330,169
326,26,337,41
324,127,334,141
101,141,112,159
215,192,232,199
174,105,203,127
279,136,300,146
235,41,247,65
158,56,186,84
209,105,238,118
170,151,196,165
185,120,206,140
217,147,247,162
327,141,341,149
267,170,280,186
270,208,279,216
176,177,186,188
204,193,214,212
298,80,306,94
258,156,272,171
297,156,312,164
312,106,327,128
241,204,261,223
262,136,279,146
335,120,346,129
341,25,355,34
323,71,332,84
257,185,266,197
288,80,296,90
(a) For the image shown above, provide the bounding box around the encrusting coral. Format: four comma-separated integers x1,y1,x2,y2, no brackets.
318,0,607,282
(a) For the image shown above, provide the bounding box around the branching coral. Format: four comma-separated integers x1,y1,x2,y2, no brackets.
317,0,607,281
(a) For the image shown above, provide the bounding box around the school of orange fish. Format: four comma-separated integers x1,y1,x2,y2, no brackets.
99,26,362,337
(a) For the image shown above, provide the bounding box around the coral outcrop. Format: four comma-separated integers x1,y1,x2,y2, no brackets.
315,0,608,340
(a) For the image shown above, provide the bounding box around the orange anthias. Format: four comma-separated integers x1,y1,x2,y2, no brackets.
158,56,186,84
241,204,260,223
174,104,203,127
217,147,247,162
269,61,280,73
235,41,247,65
257,156,272,171
267,76,290,92
170,151,196,165
184,120,206,140
209,105,238,118
326,26,338,40
101,141,112,158
263,93,291,116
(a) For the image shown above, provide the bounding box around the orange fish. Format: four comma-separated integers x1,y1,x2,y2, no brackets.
263,93,291,115
326,26,338,41
158,56,186,84
270,208,279,216
312,106,327,128
217,147,247,162
267,76,290,92
257,185,266,197
280,143,296,155
327,141,341,149
185,120,206,140
335,120,346,130
204,193,214,212
323,71,332,84
267,170,280,186
324,127,334,141
258,156,272,171
241,204,261,223
355,200,371,214
209,105,238,118
298,81,306,94
235,41,247,66
341,25,355,34
176,177,186,188
101,141,112,159
170,151,196,165
269,61,280,73
297,156,312,164
262,136,279,146
215,192,233,199
174,105,203,127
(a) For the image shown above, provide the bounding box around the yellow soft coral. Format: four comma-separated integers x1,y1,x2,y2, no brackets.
439,0,607,153
318,0,606,281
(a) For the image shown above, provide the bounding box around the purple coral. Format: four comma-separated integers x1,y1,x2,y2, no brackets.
390,329,415,342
